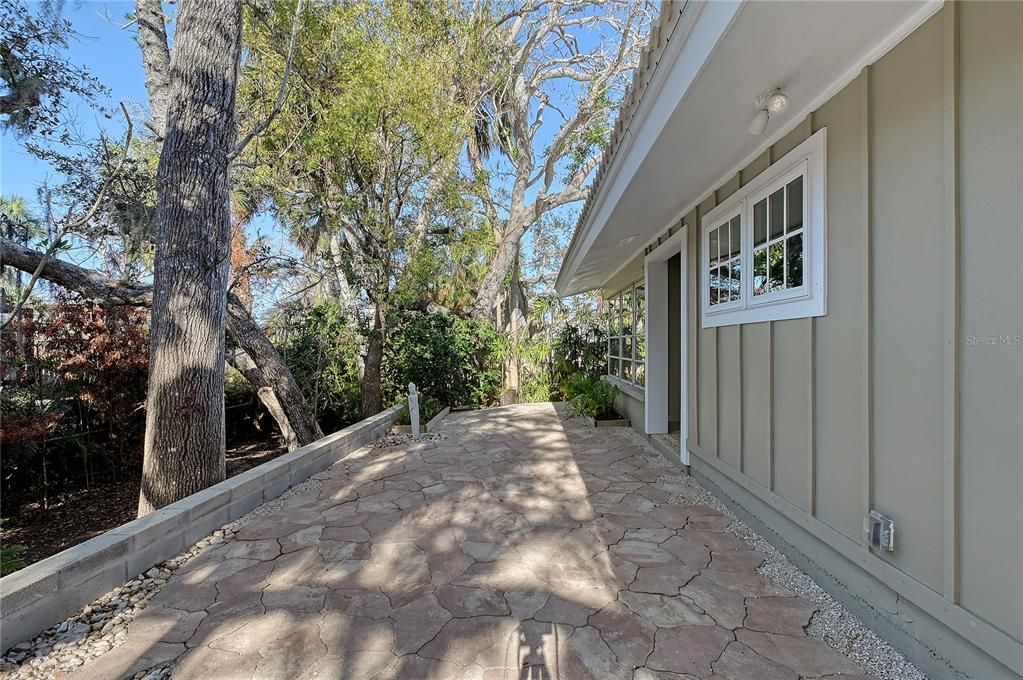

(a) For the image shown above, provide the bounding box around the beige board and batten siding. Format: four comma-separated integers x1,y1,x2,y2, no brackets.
669,3,1021,677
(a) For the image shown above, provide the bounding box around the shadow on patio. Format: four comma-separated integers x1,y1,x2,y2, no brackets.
60,403,868,680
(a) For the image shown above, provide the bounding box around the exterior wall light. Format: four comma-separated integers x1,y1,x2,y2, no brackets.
749,89,789,135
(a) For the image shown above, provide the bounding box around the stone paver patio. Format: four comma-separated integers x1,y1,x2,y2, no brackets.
63,403,874,679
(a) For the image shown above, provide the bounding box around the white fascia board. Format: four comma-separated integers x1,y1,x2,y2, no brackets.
600,0,943,295
555,0,743,297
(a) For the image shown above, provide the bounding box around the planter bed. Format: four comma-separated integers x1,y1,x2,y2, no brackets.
586,415,631,428
0,404,403,652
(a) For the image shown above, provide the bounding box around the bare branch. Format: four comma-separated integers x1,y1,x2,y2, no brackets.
0,235,151,308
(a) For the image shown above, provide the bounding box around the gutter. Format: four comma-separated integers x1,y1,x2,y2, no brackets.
556,1,695,297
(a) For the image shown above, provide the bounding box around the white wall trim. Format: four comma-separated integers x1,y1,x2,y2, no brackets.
643,226,689,464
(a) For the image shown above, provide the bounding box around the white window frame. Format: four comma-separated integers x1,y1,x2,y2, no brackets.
606,281,645,393
701,128,827,328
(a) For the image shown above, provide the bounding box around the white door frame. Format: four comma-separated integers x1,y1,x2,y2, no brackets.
644,226,689,465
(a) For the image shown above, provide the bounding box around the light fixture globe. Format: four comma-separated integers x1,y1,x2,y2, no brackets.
767,91,790,114
749,88,788,135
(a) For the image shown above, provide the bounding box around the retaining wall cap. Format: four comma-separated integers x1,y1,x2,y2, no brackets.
0,404,402,650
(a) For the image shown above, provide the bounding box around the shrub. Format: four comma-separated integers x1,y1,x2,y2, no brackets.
1,301,149,512
276,301,363,430
519,322,607,403
565,373,619,420
383,311,502,408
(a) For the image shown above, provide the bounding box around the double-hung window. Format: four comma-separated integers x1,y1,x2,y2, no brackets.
607,282,645,388
701,129,827,328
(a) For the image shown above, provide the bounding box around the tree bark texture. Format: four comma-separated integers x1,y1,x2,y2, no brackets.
226,292,324,446
469,216,530,320
0,237,324,454
138,0,243,516
226,347,298,448
134,0,172,138
361,305,385,418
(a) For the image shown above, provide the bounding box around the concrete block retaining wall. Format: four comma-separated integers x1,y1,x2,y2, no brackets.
0,405,401,652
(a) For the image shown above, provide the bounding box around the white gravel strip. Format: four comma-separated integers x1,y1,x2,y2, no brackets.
609,424,931,680
372,431,449,448
0,524,240,679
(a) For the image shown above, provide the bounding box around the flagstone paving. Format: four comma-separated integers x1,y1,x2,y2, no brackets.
63,403,875,679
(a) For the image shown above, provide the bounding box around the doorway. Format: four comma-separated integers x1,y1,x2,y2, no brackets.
643,227,689,465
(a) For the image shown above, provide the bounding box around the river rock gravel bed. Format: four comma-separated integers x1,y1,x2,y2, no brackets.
611,425,931,680
0,525,240,680
372,431,449,448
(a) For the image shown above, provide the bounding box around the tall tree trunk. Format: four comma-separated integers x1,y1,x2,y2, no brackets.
134,0,172,138
226,292,324,445
500,244,525,404
469,216,529,320
361,304,385,418
0,236,326,454
138,0,243,516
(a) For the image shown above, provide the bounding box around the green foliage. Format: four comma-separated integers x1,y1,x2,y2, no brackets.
276,301,363,430
0,0,109,141
394,405,410,426
564,373,619,420
383,312,502,409
0,520,27,576
519,317,607,404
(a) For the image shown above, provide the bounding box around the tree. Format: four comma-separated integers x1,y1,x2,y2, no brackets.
133,0,172,140
0,0,107,138
238,0,486,417
467,1,651,319
136,0,244,515
131,0,324,453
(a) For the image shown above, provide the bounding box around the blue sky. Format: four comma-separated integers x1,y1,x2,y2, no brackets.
1,2,148,205
1,1,611,307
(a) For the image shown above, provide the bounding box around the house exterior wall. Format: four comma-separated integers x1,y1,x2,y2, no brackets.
633,4,1020,677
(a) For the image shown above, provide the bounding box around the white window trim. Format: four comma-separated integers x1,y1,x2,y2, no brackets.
606,281,646,390
701,128,827,328
604,374,645,401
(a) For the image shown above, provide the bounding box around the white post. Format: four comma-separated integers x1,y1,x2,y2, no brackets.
408,382,421,440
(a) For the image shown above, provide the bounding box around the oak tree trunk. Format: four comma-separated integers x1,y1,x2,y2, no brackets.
361,305,385,418
226,347,299,448
138,0,243,516
469,216,529,320
500,244,524,405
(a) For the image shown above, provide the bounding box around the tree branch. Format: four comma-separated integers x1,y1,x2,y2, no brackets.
228,0,305,162
0,234,152,308
1,103,134,329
